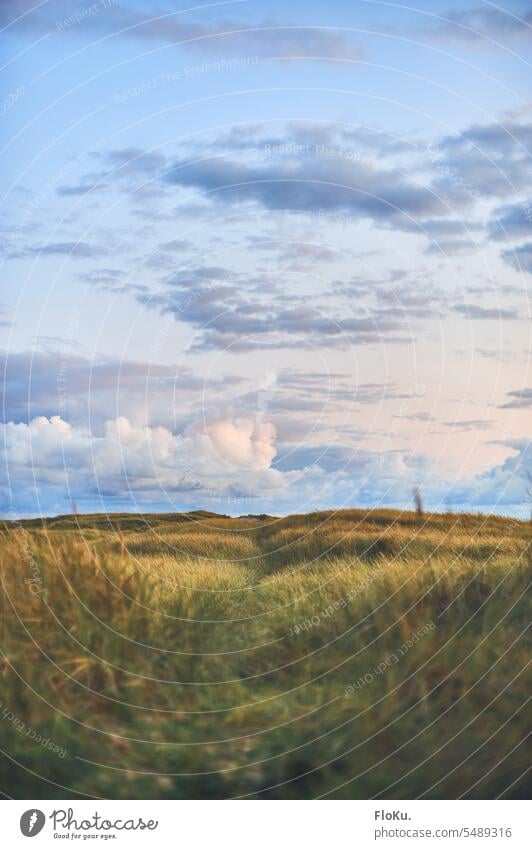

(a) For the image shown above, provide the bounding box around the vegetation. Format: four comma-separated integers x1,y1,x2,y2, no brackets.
0,508,529,799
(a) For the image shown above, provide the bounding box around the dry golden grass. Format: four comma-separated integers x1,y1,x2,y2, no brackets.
0,509,529,799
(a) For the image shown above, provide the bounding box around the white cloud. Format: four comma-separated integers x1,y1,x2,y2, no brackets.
0,414,284,514
197,418,277,470
1,416,529,517
449,439,531,512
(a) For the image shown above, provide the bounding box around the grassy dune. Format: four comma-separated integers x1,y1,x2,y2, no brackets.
0,509,530,799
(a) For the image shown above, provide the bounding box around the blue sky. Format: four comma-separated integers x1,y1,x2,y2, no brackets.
1,0,531,517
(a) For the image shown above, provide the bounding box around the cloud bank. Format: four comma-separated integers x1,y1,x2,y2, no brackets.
2,414,530,518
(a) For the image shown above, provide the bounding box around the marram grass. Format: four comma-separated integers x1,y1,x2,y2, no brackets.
0,509,530,799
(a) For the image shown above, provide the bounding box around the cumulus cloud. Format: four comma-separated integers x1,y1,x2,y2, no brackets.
0,414,284,515
448,439,531,512
197,418,277,469
2,412,530,518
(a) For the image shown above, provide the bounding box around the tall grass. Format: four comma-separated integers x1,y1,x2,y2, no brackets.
0,509,529,799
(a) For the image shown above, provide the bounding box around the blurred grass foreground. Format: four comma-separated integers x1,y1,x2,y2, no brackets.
0,508,530,799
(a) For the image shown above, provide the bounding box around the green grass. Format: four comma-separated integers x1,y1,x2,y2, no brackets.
0,508,530,799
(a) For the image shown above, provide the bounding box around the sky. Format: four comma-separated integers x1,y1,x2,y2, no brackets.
0,0,530,518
